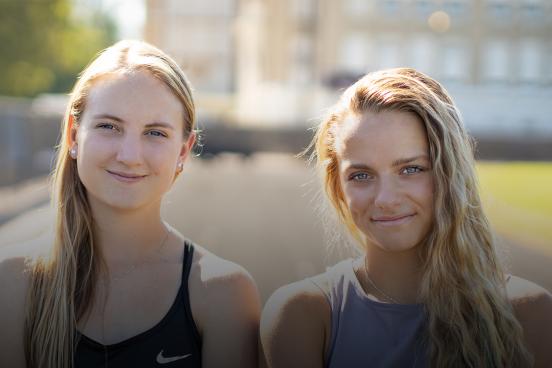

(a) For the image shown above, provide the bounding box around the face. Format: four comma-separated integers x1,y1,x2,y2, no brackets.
336,109,434,253
71,70,195,212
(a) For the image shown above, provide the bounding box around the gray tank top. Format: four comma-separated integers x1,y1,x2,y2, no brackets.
310,259,428,368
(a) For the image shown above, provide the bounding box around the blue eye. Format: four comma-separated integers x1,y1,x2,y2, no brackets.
349,172,372,181
98,123,116,130
402,166,423,175
146,130,167,138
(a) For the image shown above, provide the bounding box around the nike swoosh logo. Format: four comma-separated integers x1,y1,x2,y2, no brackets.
156,350,191,364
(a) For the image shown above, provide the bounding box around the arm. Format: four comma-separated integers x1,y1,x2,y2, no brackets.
0,254,30,368
260,280,330,368
507,276,552,368
190,255,261,368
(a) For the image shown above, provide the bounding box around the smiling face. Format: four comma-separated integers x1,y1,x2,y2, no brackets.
337,109,434,253
71,70,194,212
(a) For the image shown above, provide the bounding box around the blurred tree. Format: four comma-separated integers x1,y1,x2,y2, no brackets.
0,0,116,97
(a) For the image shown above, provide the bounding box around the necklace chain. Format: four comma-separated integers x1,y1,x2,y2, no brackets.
102,225,171,367
110,226,171,281
363,257,401,304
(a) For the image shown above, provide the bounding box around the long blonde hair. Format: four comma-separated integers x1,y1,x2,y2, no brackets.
311,68,532,367
24,40,196,368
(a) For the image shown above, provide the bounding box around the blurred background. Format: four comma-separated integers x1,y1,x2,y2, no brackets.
0,0,550,300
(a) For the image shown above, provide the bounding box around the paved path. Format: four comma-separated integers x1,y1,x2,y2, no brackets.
1,153,550,301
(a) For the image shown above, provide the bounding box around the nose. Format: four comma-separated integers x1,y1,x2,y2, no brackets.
373,176,401,209
116,134,144,167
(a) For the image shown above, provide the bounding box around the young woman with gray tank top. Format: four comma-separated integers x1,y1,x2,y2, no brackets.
260,68,552,367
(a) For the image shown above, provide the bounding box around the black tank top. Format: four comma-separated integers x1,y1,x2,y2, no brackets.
74,242,202,367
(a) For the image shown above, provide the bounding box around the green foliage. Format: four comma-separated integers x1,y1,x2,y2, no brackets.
0,0,116,97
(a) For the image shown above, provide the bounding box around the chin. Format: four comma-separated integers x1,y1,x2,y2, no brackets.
367,232,424,253
94,193,152,212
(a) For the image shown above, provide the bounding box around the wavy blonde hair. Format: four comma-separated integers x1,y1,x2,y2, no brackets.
24,40,196,368
311,68,532,367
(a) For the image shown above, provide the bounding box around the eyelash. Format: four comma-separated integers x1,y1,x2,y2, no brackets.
401,165,425,175
349,172,372,181
97,123,118,131
348,166,425,181
96,124,167,138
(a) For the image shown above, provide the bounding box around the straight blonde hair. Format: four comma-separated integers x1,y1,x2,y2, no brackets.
24,40,196,368
311,68,533,367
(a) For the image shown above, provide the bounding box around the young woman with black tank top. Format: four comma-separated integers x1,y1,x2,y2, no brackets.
0,40,260,368
260,68,552,367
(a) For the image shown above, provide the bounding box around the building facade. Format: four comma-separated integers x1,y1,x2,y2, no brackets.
145,0,552,131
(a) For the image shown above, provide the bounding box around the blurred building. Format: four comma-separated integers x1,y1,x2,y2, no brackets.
249,0,551,86
144,0,236,93
144,0,552,132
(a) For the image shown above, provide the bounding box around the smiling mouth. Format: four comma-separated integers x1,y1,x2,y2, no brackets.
106,170,147,182
371,214,415,226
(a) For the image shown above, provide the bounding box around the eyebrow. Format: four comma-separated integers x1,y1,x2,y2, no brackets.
344,155,429,171
92,114,175,130
391,155,429,167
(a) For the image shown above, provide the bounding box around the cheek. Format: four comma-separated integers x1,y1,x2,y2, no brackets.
411,176,434,214
144,144,178,174
78,131,114,161
344,185,373,215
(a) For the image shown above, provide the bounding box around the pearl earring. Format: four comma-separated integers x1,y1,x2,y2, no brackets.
70,146,77,158
177,162,184,171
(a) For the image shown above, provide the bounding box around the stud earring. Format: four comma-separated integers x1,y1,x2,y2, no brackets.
177,162,184,172
69,146,77,159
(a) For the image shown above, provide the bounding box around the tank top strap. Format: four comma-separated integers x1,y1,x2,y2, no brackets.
309,259,355,310
180,240,202,347
181,240,195,284
309,259,355,365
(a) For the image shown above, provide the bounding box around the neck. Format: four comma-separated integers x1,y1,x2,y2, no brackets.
364,244,424,304
89,198,168,264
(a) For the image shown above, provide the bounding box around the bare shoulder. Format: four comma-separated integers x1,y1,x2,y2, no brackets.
0,240,38,298
191,244,258,294
187,244,261,368
506,275,552,312
0,242,39,366
260,276,330,368
188,244,261,330
507,276,552,368
262,275,330,326
0,235,51,318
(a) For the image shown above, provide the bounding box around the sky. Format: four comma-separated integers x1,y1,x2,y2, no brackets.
100,0,146,39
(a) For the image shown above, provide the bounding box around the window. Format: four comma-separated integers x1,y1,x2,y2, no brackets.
290,34,313,85
376,36,402,69
487,0,513,23
409,35,435,76
520,0,546,22
293,0,314,20
442,40,469,81
345,0,374,17
483,40,510,82
519,39,542,83
338,33,367,72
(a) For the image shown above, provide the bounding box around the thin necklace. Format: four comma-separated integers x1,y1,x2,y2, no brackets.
110,226,171,281
363,258,423,367
102,225,171,367
363,257,401,304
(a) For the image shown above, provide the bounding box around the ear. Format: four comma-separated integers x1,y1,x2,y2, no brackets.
178,131,196,163
67,115,79,148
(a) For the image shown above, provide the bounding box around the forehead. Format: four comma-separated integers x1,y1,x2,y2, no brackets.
83,70,184,126
336,110,429,165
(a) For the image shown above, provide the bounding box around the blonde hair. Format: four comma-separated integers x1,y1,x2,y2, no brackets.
311,68,532,367
24,40,196,368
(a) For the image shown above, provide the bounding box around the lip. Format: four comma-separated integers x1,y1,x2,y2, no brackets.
106,170,147,183
371,214,415,226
